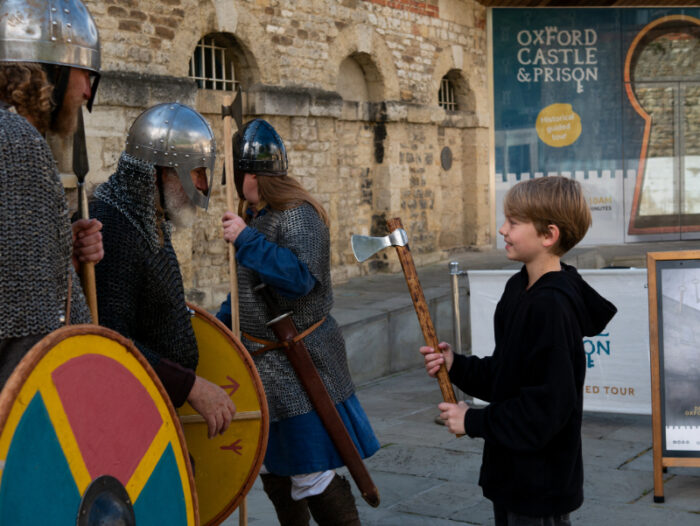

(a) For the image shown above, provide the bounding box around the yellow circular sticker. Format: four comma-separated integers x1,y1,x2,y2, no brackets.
535,103,582,147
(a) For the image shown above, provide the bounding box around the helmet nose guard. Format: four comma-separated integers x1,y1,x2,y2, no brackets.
232,118,287,200
125,103,216,210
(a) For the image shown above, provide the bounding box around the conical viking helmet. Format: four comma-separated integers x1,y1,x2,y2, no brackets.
125,103,216,210
0,0,101,109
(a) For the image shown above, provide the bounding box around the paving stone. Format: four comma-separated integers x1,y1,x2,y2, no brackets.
583,436,652,469
222,366,700,524
583,466,655,503
572,499,700,526
395,480,484,520
366,443,482,483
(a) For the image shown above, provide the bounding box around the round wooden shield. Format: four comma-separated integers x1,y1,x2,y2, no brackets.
178,304,269,526
0,325,198,526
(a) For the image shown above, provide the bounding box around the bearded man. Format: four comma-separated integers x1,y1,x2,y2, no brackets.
0,0,104,386
90,103,236,437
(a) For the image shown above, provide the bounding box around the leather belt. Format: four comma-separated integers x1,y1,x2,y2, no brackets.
243,316,326,355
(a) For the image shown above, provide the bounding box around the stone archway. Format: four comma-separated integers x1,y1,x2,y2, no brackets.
169,0,271,85
328,25,399,101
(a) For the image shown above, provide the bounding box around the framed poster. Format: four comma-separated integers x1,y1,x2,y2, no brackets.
492,8,700,244
647,250,700,502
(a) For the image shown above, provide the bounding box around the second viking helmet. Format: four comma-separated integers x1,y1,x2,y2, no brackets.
232,119,288,200
125,103,216,210
0,0,101,110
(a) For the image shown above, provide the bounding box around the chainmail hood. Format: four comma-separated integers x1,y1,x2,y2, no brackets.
93,152,168,252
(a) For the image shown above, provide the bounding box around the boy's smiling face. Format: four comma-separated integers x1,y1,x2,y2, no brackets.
499,216,548,264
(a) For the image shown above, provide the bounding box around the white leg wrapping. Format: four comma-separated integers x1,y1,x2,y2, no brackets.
290,470,336,501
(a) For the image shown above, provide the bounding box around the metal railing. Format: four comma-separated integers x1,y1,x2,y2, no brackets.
439,77,458,112
189,36,238,92
449,261,470,403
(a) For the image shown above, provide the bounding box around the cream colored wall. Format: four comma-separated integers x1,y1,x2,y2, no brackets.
78,0,491,310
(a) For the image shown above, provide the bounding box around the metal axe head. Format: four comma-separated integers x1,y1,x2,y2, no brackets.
351,229,408,262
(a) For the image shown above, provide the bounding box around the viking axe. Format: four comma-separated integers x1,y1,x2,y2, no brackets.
351,218,463,435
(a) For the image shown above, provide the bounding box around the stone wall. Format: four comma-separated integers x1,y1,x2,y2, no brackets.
76,0,491,310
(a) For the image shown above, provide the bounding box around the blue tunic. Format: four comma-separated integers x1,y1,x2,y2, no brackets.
217,207,379,475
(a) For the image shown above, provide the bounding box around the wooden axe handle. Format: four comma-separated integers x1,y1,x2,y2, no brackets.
386,218,460,412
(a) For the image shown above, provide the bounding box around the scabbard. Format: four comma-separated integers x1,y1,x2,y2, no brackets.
265,312,380,507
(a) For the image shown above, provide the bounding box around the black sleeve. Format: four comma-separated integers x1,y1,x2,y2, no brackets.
153,358,196,407
464,294,579,451
449,353,497,402
448,277,514,400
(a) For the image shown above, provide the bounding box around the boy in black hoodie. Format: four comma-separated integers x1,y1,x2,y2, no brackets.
421,176,617,525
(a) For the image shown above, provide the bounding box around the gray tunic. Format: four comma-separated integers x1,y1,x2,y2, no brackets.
90,153,198,371
0,109,90,340
238,204,355,422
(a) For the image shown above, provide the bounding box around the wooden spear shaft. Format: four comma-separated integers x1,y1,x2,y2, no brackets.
222,94,240,338
221,93,246,525
74,108,98,324
78,184,98,324
386,218,460,418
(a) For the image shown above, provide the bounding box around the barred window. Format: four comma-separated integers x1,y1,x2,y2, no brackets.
438,76,458,111
189,35,237,91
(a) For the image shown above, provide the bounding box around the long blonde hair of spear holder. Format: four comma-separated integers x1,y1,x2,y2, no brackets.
239,172,330,227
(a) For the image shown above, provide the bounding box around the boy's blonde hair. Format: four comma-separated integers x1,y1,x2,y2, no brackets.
503,176,591,256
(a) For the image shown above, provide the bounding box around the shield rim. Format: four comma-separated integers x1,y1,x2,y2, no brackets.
0,323,200,525
186,303,269,526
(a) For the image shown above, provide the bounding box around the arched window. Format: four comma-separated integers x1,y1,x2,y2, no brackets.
189,34,237,91
336,52,384,103
337,56,369,102
438,76,458,111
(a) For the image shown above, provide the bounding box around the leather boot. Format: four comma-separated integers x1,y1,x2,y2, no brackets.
260,473,311,526
306,474,361,526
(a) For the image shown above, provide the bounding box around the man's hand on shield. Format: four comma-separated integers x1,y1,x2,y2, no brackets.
188,376,237,438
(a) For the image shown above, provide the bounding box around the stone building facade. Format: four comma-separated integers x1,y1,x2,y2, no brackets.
74,0,491,310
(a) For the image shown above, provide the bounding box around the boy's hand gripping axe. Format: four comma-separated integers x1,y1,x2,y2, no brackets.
351,218,463,436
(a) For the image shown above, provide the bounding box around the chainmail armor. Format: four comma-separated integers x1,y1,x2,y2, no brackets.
93,153,167,253
0,109,90,339
239,203,355,422
90,153,197,371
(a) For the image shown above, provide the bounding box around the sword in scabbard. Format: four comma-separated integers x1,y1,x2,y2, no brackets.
253,283,381,508
73,108,98,323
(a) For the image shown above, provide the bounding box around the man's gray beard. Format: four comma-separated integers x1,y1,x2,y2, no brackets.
163,178,197,229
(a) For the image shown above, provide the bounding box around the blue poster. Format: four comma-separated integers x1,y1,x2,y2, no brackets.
493,8,700,244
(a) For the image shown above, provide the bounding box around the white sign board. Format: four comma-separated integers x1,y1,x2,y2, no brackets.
468,269,650,415
495,171,631,247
